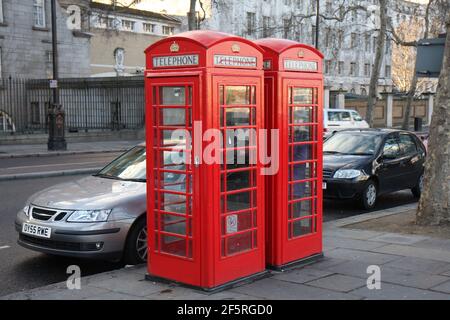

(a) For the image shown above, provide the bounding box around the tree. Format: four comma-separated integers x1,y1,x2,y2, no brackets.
416,19,450,225
188,0,197,30
366,0,387,127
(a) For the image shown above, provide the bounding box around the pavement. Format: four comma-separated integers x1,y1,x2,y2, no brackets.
0,140,142,180
3,202,450,300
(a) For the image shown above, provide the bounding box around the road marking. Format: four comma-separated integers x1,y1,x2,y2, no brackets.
0,246,10,250
1,161,105,171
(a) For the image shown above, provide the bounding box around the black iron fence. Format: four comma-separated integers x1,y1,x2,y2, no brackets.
0,76,145,134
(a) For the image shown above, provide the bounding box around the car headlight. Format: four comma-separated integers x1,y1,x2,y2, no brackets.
333,169,362,179
23,205,30,217
67,209,112,223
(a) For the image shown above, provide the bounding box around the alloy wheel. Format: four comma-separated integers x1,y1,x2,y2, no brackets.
366,184,377,207
136,226,148,262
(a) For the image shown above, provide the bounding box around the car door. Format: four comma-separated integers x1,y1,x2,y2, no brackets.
397,133,423,189
377,134,403,194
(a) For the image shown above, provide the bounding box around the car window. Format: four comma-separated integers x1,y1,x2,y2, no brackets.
327,111,341,121
324,132,382,155
382,136,401,159
399,134,417,155
97,146,146,181
341,112,351,121
352,112,363,121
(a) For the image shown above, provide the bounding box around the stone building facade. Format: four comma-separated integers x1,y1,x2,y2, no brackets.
0,0,91,79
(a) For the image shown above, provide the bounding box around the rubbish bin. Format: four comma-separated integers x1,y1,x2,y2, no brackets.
414,117,423,132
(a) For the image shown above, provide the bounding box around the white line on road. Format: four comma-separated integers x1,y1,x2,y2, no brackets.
0,246,10,250
1,161,105,171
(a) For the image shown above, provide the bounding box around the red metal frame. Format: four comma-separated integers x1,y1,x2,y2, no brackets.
254,38,324,269
145,31,266,289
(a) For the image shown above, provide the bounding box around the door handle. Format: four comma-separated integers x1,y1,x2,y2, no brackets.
194,155,200,167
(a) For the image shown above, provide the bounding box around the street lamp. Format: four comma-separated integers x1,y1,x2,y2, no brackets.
315,0,320,49
47,0,67,151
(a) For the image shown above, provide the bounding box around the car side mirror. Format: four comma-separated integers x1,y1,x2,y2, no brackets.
381,152,395,161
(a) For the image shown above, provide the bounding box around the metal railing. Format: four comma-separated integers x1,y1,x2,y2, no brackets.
0,76,145,135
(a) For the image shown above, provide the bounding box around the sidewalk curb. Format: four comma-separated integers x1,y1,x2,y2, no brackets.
324,202,418,228
0,167,102,181
0,148,128,159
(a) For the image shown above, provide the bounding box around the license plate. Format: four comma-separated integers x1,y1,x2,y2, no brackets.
22,223,51,239
322,182,327,190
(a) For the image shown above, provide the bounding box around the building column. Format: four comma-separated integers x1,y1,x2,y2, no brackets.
427,93,434,125
324,87,330,109
337,91,345,109
386,93,393,128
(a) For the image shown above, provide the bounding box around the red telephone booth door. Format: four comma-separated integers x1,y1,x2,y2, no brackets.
147,76,202,285
282,78,323,263
212,75,265,285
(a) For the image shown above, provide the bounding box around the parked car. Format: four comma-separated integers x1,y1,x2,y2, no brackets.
323,109,369,138
15,144,148,264
322,129,426,210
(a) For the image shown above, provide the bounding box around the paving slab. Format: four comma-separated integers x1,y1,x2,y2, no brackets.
305,274,366,293
271,268,333,284
323,236,387,251
383,256,450,274
430,280,450,294
372,244,450,263
350,283,450,300
325,248,401,265
414,238,450,252
323,228,385,241
145,286,211,300
369,233,428,245
84,291,147,300
379,267,450,290
231,278,362,300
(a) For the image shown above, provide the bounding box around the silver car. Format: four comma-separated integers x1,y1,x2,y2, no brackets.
15,144,148,264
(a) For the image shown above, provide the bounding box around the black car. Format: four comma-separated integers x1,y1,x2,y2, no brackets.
322,129,426,210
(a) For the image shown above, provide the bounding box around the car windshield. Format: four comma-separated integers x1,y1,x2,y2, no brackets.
95,146,146,182
324,132,382,156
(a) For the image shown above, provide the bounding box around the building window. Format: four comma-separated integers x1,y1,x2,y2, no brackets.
365,34,370,52
311,0,316,13
247,12,256,35
262,16,270,37
0,0,4,24
162,25,174,35
351,33,357,48
311,25,316,45
283,0,291,5
385,35,390,53
364,63,370,77
338,61,344,75
337,30,344,48
326,1,332,14
350,62,357,76
361,88,367,96
33,0,46,28
122,19,135,32
283,18,291,38
324,60,332,74
385,65,391,77
143,23,155,33
325,27,331,47
373,36,377,53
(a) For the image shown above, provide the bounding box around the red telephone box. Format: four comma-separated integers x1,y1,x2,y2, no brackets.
254,38,324,270
145,31,266,290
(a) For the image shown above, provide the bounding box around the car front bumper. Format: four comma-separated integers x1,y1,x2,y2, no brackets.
15,211,135,261
323,178,367,199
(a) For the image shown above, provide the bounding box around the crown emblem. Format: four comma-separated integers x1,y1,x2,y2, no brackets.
298,50,305,58
170,42,180,52
231,43,241,53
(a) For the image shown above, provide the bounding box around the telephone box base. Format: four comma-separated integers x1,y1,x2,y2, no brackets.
145,270,270,294
267,252,324,272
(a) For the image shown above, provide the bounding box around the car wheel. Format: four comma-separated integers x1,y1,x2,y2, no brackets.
123,216,147,265
360,180,377,210
411,172,424,199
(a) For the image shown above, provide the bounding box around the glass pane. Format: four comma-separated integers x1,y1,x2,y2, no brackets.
161,234,187,257
221,212,253,235
290,218,313,238
290,106,313,124
160,172,188,193
223,231,253,256
290,199,313,219
291,126,313,142
291,144,313,162
160,193,186,214
289,181,314,200
291,162,314,181
225,86,251,105
226,191,254,212
161,150,187,170
224,108,251,126
159,87,186,105
161,214,187,236
222,170,252,192
160,108,190,126
224,148,255,169
225,129,256,148
161,129,189,147
292,88,313,104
